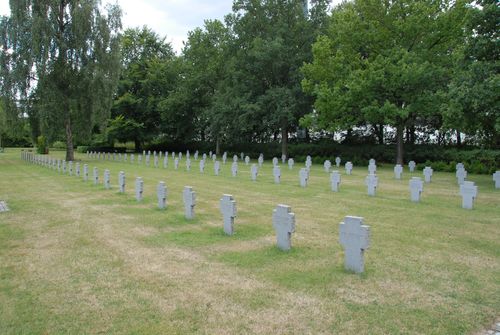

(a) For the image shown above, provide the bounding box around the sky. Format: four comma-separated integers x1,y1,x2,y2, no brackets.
0,0,340,54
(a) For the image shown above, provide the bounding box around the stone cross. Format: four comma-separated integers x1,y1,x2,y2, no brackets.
83,164,89,182
281,154,286,164
124,153,128,162
214,161,221,176
118,171,125,193
203,153,207,161
306,155,312,162
57,159,61,172
272,204,295,251
456,162,464,171
460,181,478,210
331,171,341,192
199,159,205,173
245,156,250,165
157,181,167,209
183,186,196,219
119,153,122,161
456,168,467,185
233,155,238,162
113,153,116,161
369,158,375,165
394,164,403,179
172,152,176,159
138,154,142,164
273,166,281,184
288,158,294,170
194,151,199,160
305,157,312,170
163,156,168,168
174,158,179,170
423,167,433,183
68,161,74,176
93,167,98,185
212,154,216,161
222,152,227,164
154,155,159,168
299,168,308,187
368,162,376,174
258,155,264,167
135,177,143,201
231,162,238,177
408,160,416,172
62,160,67,174
324,160,332,173
104,169,111,189
335,157,341,167
75,162,80,177
251,164,258,181
179,152,183,160
209,151,212,158
493,171,500,189
345,162,353,175
220,194,237,235
240,152,244,160
272,157,278,166
186,159,191,171
409,177,423,202
185,151,189,159
146,154,150,167
131,154,135,163
339,216,370,273
365,174,378,196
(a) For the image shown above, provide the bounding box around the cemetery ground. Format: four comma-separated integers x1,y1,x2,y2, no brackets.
0,149,499,335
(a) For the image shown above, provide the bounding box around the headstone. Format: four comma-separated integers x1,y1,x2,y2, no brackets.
324,160,332,173
163,155,168,168
143,150,146,156
299,168,308,187
240,152,244,160
194,151,199,160
258,154,264,167
272,204,295,251
118,153,122,161
409,177,423,202
93,167,98,185
57,159,61,172
186,158,191,171
273,166,281,184
209,151,212,159
183,186,196,219
281,154,286,164
68,161,73,176
124,153,128,162
157,181,167,209
220,194,237,236
456,162,465,171
288,158,294,170
104,169,111,189
369,158,376,165
212,154,216,161
172,152,175,159
233,155,238,163
272,157,278,167
365,174,378,196
0,200,9,213
306,155,312,162
138,154,142,164
62,160,67,174
174,157,179,170
394,164,403,179
368,162,376,174
145,154,150,167
118,171,125,193
245,156,250,165
135,177,143,201
179,152,183,160
131,154,135,163
339,216,370,273
408,160,416,173
199,159,205,173
459,181,478,210
335,156,341,167
185,151,189,159
305,159,312,170
330,171,341,192
75,162,80,177
214,161,221,176
203,153,207,161
231,162,238,177
113,153,116,161
222,152,227,164
251,164,258,181
456,168,467,185
493,171,500,189
154,155,158,168
83,164,89,182
423,166,433,183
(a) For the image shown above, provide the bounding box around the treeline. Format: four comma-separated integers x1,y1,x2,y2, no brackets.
0,0,498,164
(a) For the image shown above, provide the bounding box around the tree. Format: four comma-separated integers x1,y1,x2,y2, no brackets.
302,0,469,163
1,0,122,160
111,27,175,150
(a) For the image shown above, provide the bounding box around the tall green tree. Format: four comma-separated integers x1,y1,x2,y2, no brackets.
0,0,122,160
302,0,469,163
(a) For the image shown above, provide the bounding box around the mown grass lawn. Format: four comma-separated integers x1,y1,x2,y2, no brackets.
0,148,498,334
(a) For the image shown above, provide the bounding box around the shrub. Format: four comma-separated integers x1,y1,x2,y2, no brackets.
52,141,66,150
36,136,48,154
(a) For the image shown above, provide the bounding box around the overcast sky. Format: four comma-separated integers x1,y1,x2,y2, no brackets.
0,0,340,53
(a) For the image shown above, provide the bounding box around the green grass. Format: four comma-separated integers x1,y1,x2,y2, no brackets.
0,148,499,334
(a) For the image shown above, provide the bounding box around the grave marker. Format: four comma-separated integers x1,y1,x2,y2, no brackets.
199,159,205,173
272,157,278,166
104,169,111,189
135,177,143,201
330,171,341,192
118,171,125,193
339,216,370,273
258,155,264,167
345,162,353,175
183,186,196,219
220,194,237,235
272,204,295,251
83,164,89,182
157,182,167,209
299,168,308,187
245,156,250,165
281,154,286,164
409,177,423,202
423,166,433,183
231,162,238,177
251,164,258,181
493,171,500,189
456,168,467,185
324,160,332,173
365,174,378,196
288,158,294,170
93,167,98,185
273,166,281,184
460,181,478,210
409,160,416,172
394,164,403,179
214,161,221,176
174,158,179,170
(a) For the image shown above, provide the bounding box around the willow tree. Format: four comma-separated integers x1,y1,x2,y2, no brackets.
1,0,122,160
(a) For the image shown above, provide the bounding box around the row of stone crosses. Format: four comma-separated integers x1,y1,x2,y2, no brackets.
21,151,369,273
84,150,499,210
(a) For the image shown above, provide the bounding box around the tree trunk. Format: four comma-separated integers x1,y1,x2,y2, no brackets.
215,136,220,156
456,129,461,146
281,125,288,159
396,124,404,165
134,139,141,152
65,116,74,161
376,124,384,144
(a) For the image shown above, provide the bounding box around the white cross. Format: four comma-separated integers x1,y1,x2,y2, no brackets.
233,155,238,162
222,152,227,164
281,154,286,164
369,158,376,165
258,155,264,167
305,159,312,170
423,167,433,183
131,154,135,163
231,162,238,177
331,171,341,192
157,181,167,209
299,168,308,187
173,158,178,170
154,155,158,168
272,157,278,166
104,169,111,189
163,156,168,168
83,164,89,182
339,216,370,273
199,159,205,173
365,174,378,196
93,167,98,185
62,160,67,174
183,186,196,219
460,181,478,210
138,155,142,164
456,168,467,185
212,154,216,161
245,156,250,165
345,162,353,175
394,164,403,179
456,162,464,171
135,177,143,201
409,177,423,202
220,194,237,235
273,166,281,184
408,161,416,172
251,164,258,181
118,171,125,193
75,163,80,177
335,157,341,167
324,160,332,173
368,163,376,174
214,161,221,176
493,171,500,189
288,158,294,170
194,151,198,160
186,159,191,171
272,204,295,251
